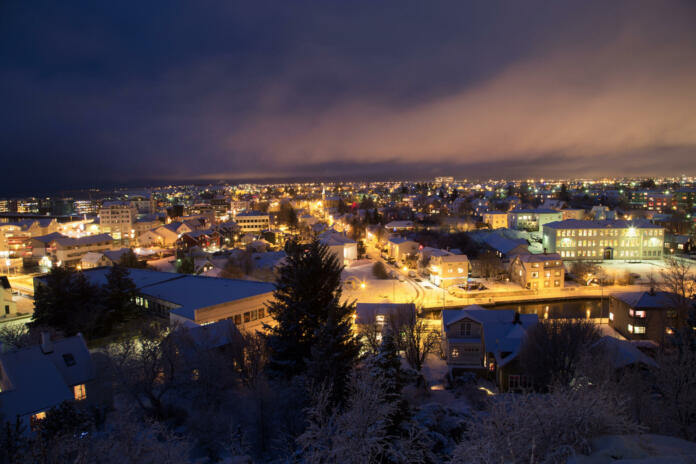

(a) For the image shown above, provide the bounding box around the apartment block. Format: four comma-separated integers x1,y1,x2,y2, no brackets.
99,201,137,241
542,219,663,260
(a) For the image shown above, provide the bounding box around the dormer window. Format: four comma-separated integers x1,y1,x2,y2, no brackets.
460,322,472,337
63,353,76,367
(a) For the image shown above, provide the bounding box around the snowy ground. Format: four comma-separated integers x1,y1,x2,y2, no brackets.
595,259,667,282
342,261,418,304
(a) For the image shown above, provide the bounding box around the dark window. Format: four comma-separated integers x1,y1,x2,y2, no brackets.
244,312,251,323
234,314,242,325
62,353,76,367
4,305,8,315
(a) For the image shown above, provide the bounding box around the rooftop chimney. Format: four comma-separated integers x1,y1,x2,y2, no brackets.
40,332,53,354
513,311,521,325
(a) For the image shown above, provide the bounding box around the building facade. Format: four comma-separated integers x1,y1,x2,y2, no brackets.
510,253,564,291
609,290,684,343
234,211,270,234
99,201,137,241
429,254,469,288
482,212,508,230
542,219,664,260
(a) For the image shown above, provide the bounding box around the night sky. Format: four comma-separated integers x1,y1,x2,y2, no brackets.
1,1,696,194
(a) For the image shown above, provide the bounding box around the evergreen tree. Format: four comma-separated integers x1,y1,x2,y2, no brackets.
118,249,147,268
265,240,357,384
366,327,409,432
103,265,140,327
31,266,75,331
306,303,361,406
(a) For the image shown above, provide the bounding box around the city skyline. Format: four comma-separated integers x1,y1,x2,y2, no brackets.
2,1,696,194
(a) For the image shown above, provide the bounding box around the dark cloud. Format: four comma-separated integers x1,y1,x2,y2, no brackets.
1,0,695,194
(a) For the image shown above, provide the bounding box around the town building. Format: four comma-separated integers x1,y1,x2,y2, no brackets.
99,201,137,241
318,230,358,264
508,209,563,232
561,209,586,221
441,306,538,391
40,268,277,329
384,220,415,232
386,237,419,264
482,233,529,259
80,248,132,269
0,223,31,259
234,211,270,234
609,290,687,343
542,219,664,260
429,254,469,288
0,333,111,432
510,253,564,291
481,211,508,230
30,233,114,267
1,276,16,317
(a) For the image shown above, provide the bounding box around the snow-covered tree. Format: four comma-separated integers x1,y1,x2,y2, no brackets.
452,383,643,463
365,327,409,433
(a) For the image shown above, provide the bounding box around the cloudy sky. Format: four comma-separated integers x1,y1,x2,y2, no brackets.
1,1,695,194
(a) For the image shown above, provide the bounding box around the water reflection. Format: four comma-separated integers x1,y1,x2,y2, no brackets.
484,298,610,319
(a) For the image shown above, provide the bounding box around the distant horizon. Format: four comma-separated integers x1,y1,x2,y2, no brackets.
1,171,693,199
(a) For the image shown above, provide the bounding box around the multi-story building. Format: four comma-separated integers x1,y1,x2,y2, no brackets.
30,233,114,267
441,306,538,391
647,193,672,212
508,209,563,232
674,188,696,211
73,200,97,215
99,201,137,241
542,219,664,260
510,253,564,291
627,190,650,209
609,290,683,343
429,254,469,288
482,211,508,230
234,211,270,234
0,224,31,258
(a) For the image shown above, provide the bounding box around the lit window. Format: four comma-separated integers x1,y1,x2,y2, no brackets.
73,384,87,401
609,312,614,321
30,411,46,431
451,348,459,358
634,326,646,334
628,324,634,333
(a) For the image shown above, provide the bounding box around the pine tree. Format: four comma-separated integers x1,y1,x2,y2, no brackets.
265,240,357,384
306,301,361,407
103,265,140,327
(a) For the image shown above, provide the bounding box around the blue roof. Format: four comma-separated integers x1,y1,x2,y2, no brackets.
58,267,276,321
483,234,528,255
544,219,661,230
611,290,676,309
145,276,274,320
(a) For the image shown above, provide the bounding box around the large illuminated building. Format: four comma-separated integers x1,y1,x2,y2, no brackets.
542,219,664,260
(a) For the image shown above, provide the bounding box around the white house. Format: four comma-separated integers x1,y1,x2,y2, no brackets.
387,237,419,263
319,231,358,264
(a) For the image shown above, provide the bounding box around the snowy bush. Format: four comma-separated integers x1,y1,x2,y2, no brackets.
451,384,644,464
